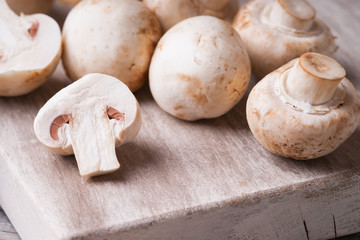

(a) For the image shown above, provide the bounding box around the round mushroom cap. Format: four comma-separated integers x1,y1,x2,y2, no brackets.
149,16,251,121
6,0,54,14
143,0,230,32
246,58,360,160
62,0,162,92
0,4,62,96
233,0,337,78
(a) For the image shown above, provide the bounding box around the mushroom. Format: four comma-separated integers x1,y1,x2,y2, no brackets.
6,0,54,14
62,0,162,92
143,0,231,32
246,52,360,160
233,0,338,78
0,0,61,96
33,73,142,177
149,16,251,121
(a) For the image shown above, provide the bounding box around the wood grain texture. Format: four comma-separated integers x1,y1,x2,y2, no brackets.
1,0,360,239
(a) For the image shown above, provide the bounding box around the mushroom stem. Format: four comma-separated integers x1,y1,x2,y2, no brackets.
269,0,315,31
69,106,120,177
284,52,346,105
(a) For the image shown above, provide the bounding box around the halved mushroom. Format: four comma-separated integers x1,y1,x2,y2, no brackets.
34,73,142,177
0,0,61,96
149,16,251,121
233,0,338,78
62,0,162,92
6,0,54,14
247,52,360,160
143,0,231,32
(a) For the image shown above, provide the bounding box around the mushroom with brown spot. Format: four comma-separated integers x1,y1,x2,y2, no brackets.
34,73,141,177
149,16,251,121
246,52,360,160
0,0,61,96
143,0,232,32
62,0,162,92
233,0,338,78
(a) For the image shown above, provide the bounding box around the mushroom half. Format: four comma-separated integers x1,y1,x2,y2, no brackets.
34,73,142,177
247,52,360,160
0,0,61,96
233,0,337,78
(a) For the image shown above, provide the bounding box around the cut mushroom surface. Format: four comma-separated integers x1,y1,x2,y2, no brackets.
246,52,360,160
233,0,337,78
143,0,231,32
149,16,251,121
0,0,61,96
34,73,142,177
62,0,162,92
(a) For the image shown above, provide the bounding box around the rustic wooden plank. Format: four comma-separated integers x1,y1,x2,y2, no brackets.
0,207,20,240
1,0,360,239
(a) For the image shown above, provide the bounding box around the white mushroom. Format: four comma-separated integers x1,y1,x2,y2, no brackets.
34,73,141,177
0,0,61,96
149,16,251,121
233,0,338,78
6,0,54,14
143,0,231,32
247,52,360,160
62,0,162,92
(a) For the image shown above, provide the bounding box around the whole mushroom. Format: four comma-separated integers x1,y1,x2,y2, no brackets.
62,0,162,92
143,0,231,32
6,0,54,14
233,0,338,78
247,52,360,160
34,73,142,177
0,0,61,96
149,16,251,121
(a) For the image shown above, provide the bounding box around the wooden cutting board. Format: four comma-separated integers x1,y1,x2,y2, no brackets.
1,1,360,239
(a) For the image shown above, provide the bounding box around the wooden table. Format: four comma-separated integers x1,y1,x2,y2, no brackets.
1,0,360,239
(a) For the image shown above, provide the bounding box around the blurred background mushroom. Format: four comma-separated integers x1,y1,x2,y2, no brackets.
233,0,338,78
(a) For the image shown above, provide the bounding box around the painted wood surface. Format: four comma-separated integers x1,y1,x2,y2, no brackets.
1,0,360,239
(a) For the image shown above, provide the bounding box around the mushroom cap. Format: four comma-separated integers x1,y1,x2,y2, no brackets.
0,8,62,96
143,0,230,32
33,73,141,155
232,0,337,78
62,0,162,92
6,0,54,14
246,59,360,160
149,16,251,121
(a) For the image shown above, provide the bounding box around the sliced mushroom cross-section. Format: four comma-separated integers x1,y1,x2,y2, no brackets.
34,73,142,177
0,0,62,96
